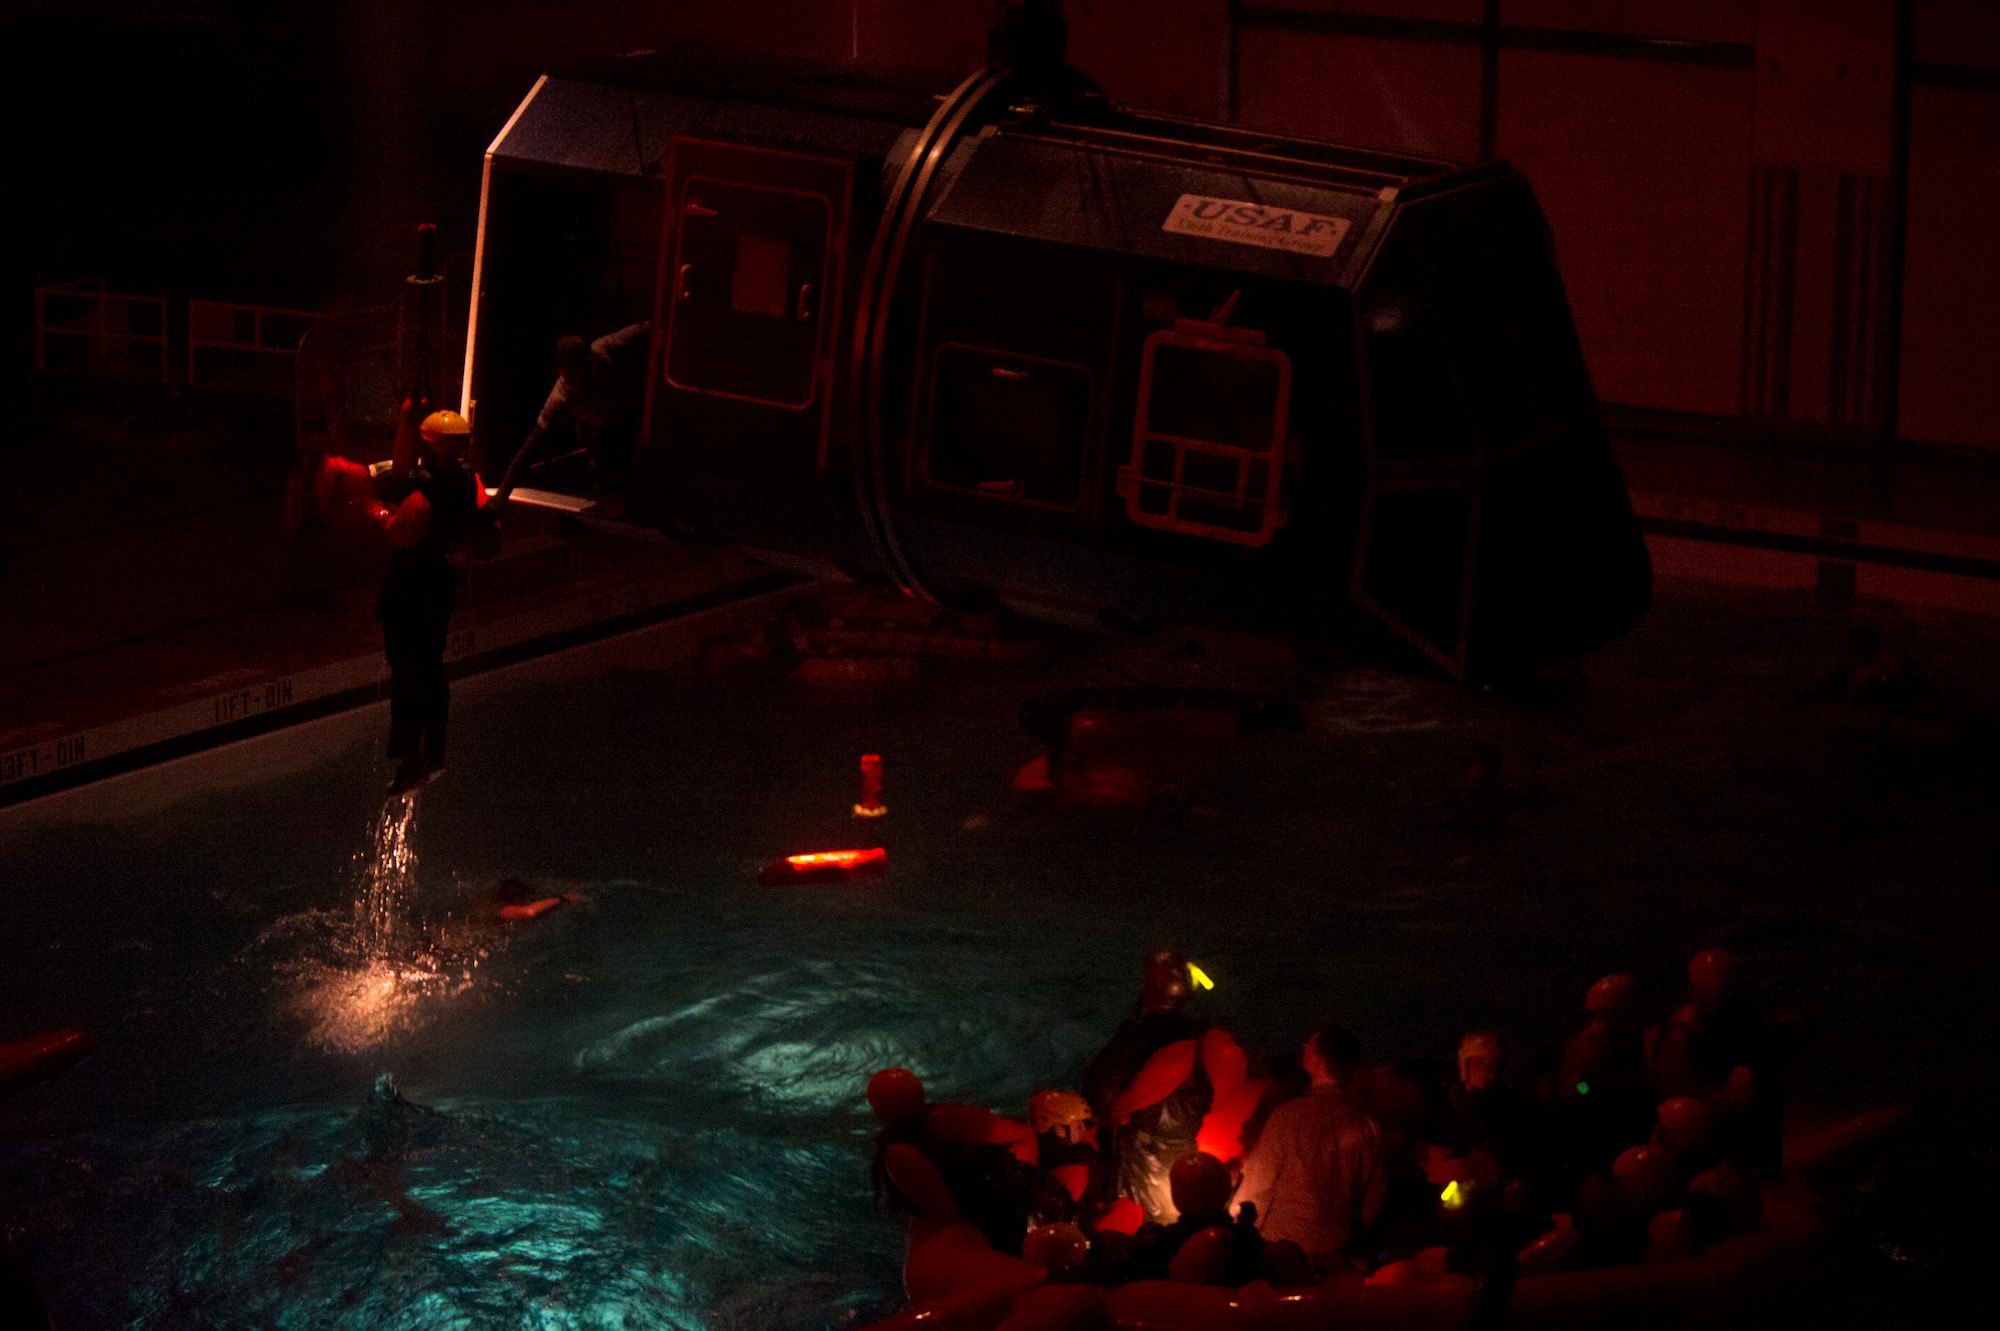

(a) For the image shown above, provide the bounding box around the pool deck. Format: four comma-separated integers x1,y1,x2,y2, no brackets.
0,511,803,808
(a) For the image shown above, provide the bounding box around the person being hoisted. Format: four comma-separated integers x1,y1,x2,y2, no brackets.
318,401,498,794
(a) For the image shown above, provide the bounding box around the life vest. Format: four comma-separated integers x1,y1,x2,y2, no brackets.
376,458,483,617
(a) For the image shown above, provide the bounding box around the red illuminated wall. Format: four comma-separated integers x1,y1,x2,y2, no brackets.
1496,51,1754,417
1208,1,2000,452
1237,27,1483,159
383,0,2000,452
1068,0,1232,118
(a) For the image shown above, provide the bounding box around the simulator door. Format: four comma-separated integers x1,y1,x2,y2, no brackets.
1351,479,1479,678
654,140,851,481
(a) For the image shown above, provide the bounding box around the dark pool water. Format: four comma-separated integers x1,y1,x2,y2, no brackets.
2,589,1996,1327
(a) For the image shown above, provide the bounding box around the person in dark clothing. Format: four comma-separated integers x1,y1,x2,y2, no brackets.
1084,950,1214,1223
1233,1023,1387,1263
1551,973,1657,1189
866,1067,1039,1256
1442,1031,1555,1199
509,323,651,505
319,402,496,793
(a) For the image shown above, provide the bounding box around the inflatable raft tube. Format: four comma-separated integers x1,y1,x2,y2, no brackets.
0,1028,90,1102
865,1108,1903,1331
869,1202,1818,1331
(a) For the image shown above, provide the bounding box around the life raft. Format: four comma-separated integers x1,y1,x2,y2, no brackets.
864,1107,1904,1331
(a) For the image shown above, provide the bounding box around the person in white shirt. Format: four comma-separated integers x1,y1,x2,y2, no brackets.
1232,1023,1387,1260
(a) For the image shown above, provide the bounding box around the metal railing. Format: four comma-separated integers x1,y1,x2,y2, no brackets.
189,298,320,394
33,279,169,384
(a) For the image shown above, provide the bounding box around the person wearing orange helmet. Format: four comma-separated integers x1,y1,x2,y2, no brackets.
1025,1089,1108,1226
319,399,497,793
1116,1151,1265,1286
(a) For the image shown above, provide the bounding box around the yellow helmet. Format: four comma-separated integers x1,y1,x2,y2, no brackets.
418,409,471,440
1027,1089,1091,1136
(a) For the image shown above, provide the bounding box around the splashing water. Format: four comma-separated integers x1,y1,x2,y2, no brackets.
254,794,497,1053
356,795,419,956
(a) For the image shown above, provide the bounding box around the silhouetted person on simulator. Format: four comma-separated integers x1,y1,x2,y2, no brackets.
503,323,651,513
1125,1151,1265,1286
319,403,496,794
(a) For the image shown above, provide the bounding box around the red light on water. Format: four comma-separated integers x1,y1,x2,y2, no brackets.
760,847,888,886
785,848,886,870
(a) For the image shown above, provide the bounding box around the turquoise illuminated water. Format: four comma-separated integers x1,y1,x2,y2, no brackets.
1,600,1993,1326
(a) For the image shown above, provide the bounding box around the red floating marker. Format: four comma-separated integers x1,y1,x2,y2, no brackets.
854,752,888,817
499,895,565,922
759,847,888,887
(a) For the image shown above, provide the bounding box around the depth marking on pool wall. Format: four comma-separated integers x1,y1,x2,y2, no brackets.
0,737,89,784
213,680,296,724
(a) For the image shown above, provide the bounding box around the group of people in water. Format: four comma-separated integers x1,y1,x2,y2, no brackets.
868,945,1803,1296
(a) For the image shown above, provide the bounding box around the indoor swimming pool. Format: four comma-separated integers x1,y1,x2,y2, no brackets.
1,591,1990,1327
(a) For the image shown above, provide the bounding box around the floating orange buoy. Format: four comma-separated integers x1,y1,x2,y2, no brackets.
758,847,888,886
854,753,887,817
498,896,565,921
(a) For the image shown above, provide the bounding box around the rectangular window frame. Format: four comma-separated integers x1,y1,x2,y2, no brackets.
921,341,1096,514
1118,323,1293,547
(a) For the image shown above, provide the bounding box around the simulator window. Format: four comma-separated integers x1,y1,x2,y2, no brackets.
730,236,792,319
664,177,830,409
1119,327,1292,546
925,345,1091,509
